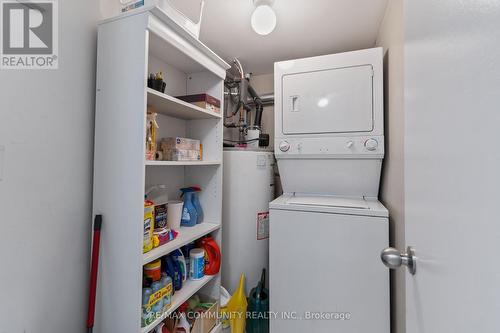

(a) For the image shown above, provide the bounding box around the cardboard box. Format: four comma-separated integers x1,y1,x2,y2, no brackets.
191,298,219,333
176,94,221,114
161,137,200,151
162,148,201,161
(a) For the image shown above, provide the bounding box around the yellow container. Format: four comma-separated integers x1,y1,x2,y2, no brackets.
226,273,248,333
143,200,155,253
144,259,162,281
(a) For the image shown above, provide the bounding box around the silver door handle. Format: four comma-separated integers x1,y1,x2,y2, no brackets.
381,246,417,275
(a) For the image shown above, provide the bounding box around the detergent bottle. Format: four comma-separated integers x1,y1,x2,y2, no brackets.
180,188,198,227
171,249,187,282
197,236,221,275
246,269,269,333
227,273,248,333
163,255,182,293
190,186,204,224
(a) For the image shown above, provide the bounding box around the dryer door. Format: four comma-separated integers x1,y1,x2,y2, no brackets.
282,65,374,135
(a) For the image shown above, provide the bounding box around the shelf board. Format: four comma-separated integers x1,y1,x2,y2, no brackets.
147,88,221,120
140,274,216,333
143,222,220,265
145,160,221,167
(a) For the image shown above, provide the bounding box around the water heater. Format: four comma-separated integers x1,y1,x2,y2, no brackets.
222,149,274,293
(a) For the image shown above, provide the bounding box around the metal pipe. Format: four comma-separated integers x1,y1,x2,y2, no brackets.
246,93,274,106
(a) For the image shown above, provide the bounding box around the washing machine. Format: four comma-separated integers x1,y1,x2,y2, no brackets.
270,48,390,332
269,194,389,332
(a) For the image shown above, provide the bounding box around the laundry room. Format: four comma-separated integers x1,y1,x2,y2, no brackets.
1,1,499,333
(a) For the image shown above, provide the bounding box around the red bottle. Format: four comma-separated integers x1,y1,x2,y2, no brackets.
197,236,221,275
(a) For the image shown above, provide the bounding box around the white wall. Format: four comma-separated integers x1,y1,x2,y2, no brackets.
375,1,405,332
0,1,99,332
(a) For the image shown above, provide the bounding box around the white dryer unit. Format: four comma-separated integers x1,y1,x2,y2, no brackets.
274,47,384,196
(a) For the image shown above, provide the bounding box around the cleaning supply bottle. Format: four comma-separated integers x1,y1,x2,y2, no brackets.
190,186,204,224
180,188,198,227
189,248,205,280
171,249,187,282
181,242,195,275
246,269,269,333
227,273,248,333
144,200,155,253
162,256,182,293
197,236,221,275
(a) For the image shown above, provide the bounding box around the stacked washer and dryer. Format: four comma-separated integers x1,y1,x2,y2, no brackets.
270,48,390,332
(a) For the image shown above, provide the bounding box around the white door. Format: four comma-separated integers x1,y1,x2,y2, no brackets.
384,1,500,332
282,65,374,135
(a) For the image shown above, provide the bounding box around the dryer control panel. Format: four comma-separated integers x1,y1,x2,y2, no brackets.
276,136,384,158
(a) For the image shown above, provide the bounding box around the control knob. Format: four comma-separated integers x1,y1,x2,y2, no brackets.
365,139,378,151
279,141,290,152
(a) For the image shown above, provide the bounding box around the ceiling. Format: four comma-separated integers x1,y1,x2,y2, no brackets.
195,0,389,74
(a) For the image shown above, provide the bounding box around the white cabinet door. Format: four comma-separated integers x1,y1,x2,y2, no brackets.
270,208,389,333
282,65,373,135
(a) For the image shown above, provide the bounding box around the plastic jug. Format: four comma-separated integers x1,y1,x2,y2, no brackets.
181,187,203,224
180,188,198,227
197,236,221,275
246,269,269,333
190,186,204,223
171,249,187,282
227,273,248,333
163,256,182,292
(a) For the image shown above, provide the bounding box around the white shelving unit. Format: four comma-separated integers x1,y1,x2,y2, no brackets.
142,223,221,265
147,88,221,119
93,6,230,333
145,160,221,166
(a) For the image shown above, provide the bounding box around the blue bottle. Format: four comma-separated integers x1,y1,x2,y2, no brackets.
180,188,198,227
163,255,182,291
190,186,204,224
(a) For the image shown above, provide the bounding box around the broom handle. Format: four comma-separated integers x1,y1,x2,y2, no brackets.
87,215,102,332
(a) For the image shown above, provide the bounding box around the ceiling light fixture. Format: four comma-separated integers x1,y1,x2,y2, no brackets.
251,0,277,36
